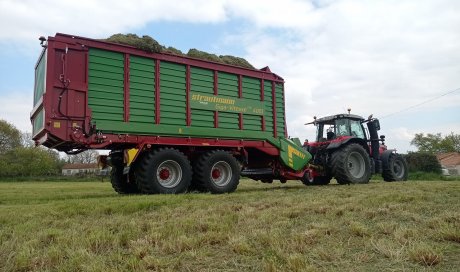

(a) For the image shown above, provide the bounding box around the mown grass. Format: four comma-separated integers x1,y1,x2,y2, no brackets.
0,179,459,271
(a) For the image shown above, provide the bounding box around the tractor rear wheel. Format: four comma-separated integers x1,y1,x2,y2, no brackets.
382,153,408,181
135,148,192,194
331,144,371,184
110,153,140,194
193,150,240,194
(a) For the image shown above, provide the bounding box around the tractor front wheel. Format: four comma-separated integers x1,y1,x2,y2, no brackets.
382,153,408,181
331,144,371,184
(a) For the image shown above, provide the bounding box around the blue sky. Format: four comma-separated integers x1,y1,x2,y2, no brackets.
0,0,459,153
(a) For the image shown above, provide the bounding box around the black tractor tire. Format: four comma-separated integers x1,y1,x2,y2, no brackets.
110,154,140,194
135,148,192,194
301,172,331,186
193,150,240,194
382,153,408,182
331,144,371,184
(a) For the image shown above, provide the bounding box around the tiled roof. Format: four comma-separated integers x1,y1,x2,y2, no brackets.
436,152,460,167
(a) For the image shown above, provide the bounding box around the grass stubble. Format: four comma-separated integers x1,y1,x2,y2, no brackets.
0,179,459,271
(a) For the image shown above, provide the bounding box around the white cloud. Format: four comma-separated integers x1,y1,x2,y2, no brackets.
0,92,33,132
0,0,459,152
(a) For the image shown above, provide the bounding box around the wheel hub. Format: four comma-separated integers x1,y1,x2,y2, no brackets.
159,168,170,180
212,169,221,179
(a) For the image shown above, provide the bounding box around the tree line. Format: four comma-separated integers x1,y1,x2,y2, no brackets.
0,119,98,177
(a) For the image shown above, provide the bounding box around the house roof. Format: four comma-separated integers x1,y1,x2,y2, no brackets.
436,152,460,167
62,163,99,170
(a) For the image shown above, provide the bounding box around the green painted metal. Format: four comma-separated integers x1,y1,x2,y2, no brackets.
32,108,44,136
190,92,264,116
130,55,155,124
88,48,124,123
278,137,312,171
160,61,186,126
33,49,46,106
264,81,274,133
275,83,285,135
85,48,310,170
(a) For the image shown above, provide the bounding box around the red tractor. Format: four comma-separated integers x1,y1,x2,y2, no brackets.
303,113,408,185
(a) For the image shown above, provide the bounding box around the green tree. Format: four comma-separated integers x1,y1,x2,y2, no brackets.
0,119,21,154
411,132,460,153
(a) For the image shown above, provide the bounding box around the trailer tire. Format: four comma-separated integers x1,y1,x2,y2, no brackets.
382,153,408,182
110,154,140,194
301,172,331,186
135,148,192,194
331,144,371,184
194,150,240,194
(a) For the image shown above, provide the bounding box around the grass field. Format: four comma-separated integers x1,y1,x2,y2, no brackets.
1,179,459,271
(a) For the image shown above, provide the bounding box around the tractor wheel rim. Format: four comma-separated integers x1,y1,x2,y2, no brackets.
156,160,182,188
393,160,404,179
210,161,232,186
348,152,365,178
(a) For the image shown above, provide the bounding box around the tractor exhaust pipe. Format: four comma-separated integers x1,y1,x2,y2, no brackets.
367,119,382,173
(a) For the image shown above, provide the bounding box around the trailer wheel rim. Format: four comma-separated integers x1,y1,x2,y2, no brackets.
210,161,232,187
348,152,365,178
156,160,182,188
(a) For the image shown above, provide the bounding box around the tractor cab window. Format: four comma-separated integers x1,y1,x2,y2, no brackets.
350,120,365,139
335,119,350,136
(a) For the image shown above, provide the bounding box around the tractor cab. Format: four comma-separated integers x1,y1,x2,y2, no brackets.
311,114,367,142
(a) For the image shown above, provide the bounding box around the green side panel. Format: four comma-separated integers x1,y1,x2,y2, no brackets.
219,112,239,130
191,109,214,128
160,62,186,126
34,49,47,106
279,137,312,171
242,76,261,99
32,108,44,136
264,81,274,133
218,72,238,98
275,83,285,136
244,114,262,131
130,55,155,124
191,67,214,94
88,48,124,123
190,92,264,116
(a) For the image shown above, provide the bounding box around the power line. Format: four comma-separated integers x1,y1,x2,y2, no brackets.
380,87,460,119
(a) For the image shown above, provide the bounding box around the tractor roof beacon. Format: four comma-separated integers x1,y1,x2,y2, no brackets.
303,113,408,185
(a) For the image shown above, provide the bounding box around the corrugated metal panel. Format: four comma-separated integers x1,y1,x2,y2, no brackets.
275,83,285,135
130,55,155,124
160,61,186,126
219,112,239,130
88,48,124,123
190,67,214,128
218,72,238,98
264,81,274,133
242,76,262,131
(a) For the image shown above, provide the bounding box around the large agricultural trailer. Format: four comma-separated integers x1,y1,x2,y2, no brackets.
31,33,312,194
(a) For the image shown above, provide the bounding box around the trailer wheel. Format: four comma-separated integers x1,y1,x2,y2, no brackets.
135,148,192,194
331,144,371,184
382,153,408,182
301,172,331,186
194,150,240,194
110,153,140,194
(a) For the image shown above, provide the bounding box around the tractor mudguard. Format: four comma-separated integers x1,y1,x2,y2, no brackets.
326,137,367,151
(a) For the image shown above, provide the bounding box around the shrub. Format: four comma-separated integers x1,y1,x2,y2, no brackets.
404,152,441,174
